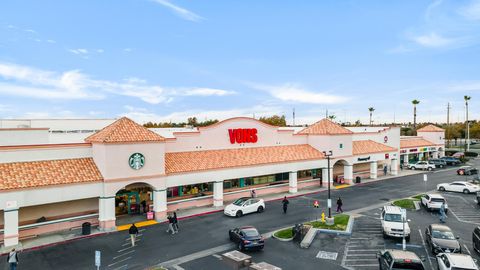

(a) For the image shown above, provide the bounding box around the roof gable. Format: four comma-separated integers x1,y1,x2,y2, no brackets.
353,140,397,155
400,137,436,148
417,124,444,132
85,117,165,143
298,119,353,135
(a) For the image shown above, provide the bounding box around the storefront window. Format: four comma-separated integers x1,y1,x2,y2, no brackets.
224,173,288,190
167,183,212,198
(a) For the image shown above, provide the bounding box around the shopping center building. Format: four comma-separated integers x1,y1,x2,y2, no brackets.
0,117,444,247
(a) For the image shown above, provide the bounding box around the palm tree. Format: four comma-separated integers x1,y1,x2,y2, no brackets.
412,100,420,130
368,107,375,126
465,96,471,151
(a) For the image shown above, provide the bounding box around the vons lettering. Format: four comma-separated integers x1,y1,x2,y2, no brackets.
228,128,258,144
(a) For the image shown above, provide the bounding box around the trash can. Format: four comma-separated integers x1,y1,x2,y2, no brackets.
293,224,303,242
355,176,361,184
82,222,91,235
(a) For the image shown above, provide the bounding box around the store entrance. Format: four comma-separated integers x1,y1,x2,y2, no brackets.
115,183,154,225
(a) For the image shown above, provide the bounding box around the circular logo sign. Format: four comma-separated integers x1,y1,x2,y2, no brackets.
129,153,145,170
384,136,388,143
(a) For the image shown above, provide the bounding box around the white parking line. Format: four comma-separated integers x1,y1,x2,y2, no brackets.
463,244,472,255
113,250,135,260
111,265,128,270
108,257,132,267
418,229,433,270
117,246,134,253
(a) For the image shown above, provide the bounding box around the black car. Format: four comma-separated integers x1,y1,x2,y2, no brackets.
473,226,480,253
457,166,478,175
477,192,480,206
229,226,264,251
440,156,461,166
425,224,461,254
428,159,447,168
377,249,425,270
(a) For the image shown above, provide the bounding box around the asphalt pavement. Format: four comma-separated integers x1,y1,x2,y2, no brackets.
1,163,478,270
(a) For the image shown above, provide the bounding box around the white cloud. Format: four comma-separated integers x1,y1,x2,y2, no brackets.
447,81,480,92
250,83,348,105
411,32,454,47
68,48,89,55
96,49,104,53
150,0,204,22
0,62,236,104
46,39,56,43
183,88,235,96
24,29,36,34
123,48,133,52
459,0,480,20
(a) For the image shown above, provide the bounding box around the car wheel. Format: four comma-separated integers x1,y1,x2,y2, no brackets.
428,167,433,171
411,167,416,170
257,206,264,213
238,242,244,251
445,209,448,214
236,211,243,217
427,206,431,212
439,187,446,191
463,189,470,194
431,245,436,254
382,231,387,239
406,235,410,242
460,171,465,175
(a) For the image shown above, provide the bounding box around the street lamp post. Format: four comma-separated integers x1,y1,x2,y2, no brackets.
323,150,333,219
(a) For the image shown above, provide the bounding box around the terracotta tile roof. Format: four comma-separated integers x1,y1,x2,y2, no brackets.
353,140,397,155
298,119,353,135
417,124,444,132
85,117,165,143
0,158,103,191
400,138,436,149
165,144,324,174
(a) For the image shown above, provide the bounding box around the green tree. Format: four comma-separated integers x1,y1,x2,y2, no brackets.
368,107,375,126
412,99,420,131
187,117,198,126
259,115,287,126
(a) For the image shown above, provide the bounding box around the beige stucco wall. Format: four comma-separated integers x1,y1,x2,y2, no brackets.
417,131,445,146
307,134,353,158
0,145,92,163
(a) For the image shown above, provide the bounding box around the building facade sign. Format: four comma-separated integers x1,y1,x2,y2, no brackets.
357,156,371,162
228,128,258,144
129,153,145,170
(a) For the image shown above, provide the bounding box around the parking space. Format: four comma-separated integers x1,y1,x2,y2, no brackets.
442,193,480,225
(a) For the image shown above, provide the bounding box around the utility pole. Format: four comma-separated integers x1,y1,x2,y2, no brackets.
465,96,471,151
447,103,450,148
292,108,295,126
325,109,328,119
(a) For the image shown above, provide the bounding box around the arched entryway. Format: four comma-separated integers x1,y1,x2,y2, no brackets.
332,159,353,184
115,182,154,225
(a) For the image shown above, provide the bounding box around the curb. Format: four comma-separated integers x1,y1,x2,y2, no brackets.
316,215,355,236
271,228,294,242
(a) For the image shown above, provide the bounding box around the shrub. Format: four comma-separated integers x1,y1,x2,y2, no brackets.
459,156,470,163
274,228,294,239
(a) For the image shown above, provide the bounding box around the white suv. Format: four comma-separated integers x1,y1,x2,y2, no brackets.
381,205,411,241
436,253,479,270
421,194,448,213
408,161,435,171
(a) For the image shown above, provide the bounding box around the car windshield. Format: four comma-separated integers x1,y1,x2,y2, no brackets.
392,262,424,270
233,198,247,206
384,214,403,222
431,198,445,203
242,228,259,237
432,229,455,240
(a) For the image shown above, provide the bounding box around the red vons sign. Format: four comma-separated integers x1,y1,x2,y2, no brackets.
228,128,258,144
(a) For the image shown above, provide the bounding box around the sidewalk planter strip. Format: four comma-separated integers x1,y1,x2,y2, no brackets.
272,227,294,241
392,199,417,209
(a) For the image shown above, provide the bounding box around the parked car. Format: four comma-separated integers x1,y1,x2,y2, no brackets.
472,226,480,253
421,193,448,213
457,166,478,175
453,152,465,158
377,249,425,270
436,253,479,270
425,224,461,254
437,181,480,194
477,192,480,206
440,156,462,166
408,161,436,171
381,206,410,241
224,197,265,217
228,226,264,251
429,159,447,168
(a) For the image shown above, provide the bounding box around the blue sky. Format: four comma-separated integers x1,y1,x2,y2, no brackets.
1,0,480,125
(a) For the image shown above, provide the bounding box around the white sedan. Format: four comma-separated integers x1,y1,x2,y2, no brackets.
224,197,265,217
436,253,478,270
437,181,480,194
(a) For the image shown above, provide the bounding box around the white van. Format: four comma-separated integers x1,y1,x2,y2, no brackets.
381,205,411,241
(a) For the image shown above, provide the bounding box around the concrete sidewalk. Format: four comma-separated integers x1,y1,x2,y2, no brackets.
0,169,426,254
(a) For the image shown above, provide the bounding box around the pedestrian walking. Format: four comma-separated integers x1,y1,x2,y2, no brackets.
383,165,388,176
166,214,176,234
439,202,447,223
173,211,179,233
250,189,256,198
128,223,138,247
7,248,18,270
336,197,343,213
141,200,147,213
282,196,289,214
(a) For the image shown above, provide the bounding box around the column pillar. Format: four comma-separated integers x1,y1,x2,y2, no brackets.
322,167,334,186
3,202,19,247
99,197,116,231
153,189,167,222
418,152,424,161
213,181,224,207
344,164,353,184
289,171,298,193
370,161,378,179
391,158,399,176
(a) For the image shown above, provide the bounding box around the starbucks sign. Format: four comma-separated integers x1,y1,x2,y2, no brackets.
129,153,145,170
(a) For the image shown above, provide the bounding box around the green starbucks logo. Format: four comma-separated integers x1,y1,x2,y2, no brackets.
129,153,145,170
